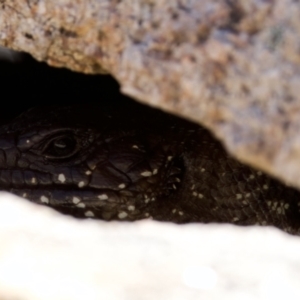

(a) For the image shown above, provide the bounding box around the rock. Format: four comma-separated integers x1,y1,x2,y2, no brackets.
2,4,300,297
0,192,300,300
0,2,300,184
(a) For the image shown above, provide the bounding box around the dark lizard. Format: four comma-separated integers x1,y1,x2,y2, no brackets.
0,102,300,235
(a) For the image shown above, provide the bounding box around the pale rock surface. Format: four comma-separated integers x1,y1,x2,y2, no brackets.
0,0,300,189
0,192,300,300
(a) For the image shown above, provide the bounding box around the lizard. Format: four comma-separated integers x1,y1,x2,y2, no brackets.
0,102,299,235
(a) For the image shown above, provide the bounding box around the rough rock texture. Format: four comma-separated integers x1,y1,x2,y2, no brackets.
1,0,300,189
0,192,300,300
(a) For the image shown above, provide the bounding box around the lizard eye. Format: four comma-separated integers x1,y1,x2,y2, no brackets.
42,134,78,159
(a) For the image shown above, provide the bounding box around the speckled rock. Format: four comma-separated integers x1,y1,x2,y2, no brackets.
1,192,300,300
1,1,300,189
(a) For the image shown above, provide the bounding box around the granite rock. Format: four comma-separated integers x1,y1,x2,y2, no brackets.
0,0,300,188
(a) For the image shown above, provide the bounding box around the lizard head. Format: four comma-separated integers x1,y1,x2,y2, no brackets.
0,104,185,221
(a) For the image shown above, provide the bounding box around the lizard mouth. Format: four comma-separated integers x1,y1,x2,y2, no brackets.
4,152,184,221
8,186,132,219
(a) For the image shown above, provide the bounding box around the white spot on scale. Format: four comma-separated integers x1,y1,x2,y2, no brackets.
26,140,30,144
236,194,242,200
144,213,150,217
132,145,139,149
201,168,206,172
193,192,198,197
245,193,251,198
232,217,239,222
284,203,289,209
72,197,81,205
85,211,95,217
118,211,128,219
198,193,204,199
173,184,177,190
118,183,126,189
167,156,173,161
141,171,152,177
77,203,86,208
85,170,92,175
40,196,49,204
172,209,177,213
98,194,108,200
249,174,255,180
128,205,135,211
58,174,66,183
22,193,27,198
175,178,181,182
31,177,37,184
78,181,85,188
153,169,158,175
263,184,269,190
178,211,184,216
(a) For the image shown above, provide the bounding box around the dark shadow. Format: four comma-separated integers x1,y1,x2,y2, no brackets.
0,53,131,123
